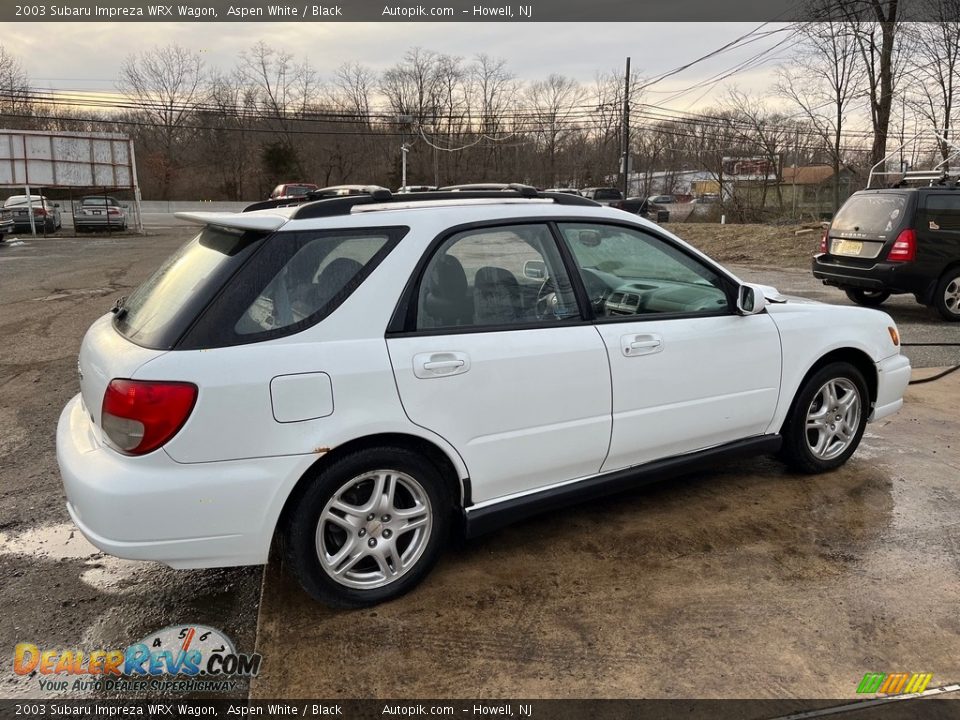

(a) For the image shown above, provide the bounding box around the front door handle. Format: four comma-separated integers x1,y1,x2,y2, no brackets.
413,351,471,379
621,333,663,357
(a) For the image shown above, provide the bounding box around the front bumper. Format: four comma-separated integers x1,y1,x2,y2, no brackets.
871,353,911,421
56,393,312,569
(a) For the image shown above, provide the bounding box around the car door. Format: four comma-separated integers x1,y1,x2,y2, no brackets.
386,222,612,505
555,222,782,472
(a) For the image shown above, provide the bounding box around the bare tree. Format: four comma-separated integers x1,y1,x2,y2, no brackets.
118,44,205,200
905,0,960,165
0,45,32,118
525,74,586,186
778,16,864,211
332,61,375,124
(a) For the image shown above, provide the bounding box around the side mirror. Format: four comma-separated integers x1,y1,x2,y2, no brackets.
53,203,60,208
523,259,546,281
577,229,602,247
737,283,767,315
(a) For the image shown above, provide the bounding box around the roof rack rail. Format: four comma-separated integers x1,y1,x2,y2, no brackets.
242,185,392,213
282,188,599,220
868,131,960,188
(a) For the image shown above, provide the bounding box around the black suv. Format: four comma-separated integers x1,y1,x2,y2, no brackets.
812,187,960,320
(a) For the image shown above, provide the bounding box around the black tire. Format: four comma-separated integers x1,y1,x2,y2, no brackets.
933,268,960,321
844,288,890,307
283,447,452,608
779,361,869,474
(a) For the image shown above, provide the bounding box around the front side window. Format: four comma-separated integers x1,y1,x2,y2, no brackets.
415,223,579,331
557,223,730,318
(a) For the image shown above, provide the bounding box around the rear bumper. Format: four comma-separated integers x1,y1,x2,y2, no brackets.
74,216,126,228
871,353,911,421
56,393,312,569
812,255,933,300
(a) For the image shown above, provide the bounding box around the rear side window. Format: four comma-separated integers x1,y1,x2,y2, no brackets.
831,194,907,240
115,226,265,349
922,194,960,232
178,226,406,349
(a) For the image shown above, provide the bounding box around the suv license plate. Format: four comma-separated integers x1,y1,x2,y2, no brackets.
832,239,863,256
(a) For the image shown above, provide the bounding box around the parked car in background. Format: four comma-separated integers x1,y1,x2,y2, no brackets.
0,207,14,239
812,186,960,320
438,183,516,191
58,186,910,608
269,183,319,200
581,187,624,205
544,188,583,196
74,196,128,233
692,194,720,204
397,185,438,193
4,195,61,233
648,194,675,205
616,197,670,223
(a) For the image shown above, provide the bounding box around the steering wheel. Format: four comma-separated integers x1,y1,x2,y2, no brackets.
535,277,561,320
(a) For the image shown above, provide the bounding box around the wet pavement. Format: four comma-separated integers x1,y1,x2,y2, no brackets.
252,372,960,699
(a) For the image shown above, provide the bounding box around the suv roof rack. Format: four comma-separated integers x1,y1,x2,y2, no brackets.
868,131,960,188
243,185,600,219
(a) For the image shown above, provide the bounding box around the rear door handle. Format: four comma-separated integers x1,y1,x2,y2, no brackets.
413,351,471,379
621,333,663,357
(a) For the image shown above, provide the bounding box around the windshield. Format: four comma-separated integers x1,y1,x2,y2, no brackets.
285,185,315,196
82,198,119,206
4,196,45,207
114,226,265,349
592,189,622,200
832,194,907,240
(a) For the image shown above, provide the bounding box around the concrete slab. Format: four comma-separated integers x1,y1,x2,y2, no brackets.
251,370,960,699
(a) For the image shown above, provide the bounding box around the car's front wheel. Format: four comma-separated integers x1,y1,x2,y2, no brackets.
284,448,451,608
780,362,869,473
844,288,890,307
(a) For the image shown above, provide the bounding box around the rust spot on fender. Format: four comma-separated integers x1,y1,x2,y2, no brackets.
313,446,332,454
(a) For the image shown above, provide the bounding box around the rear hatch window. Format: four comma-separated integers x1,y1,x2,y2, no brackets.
829,193,907,259
114,226,266,349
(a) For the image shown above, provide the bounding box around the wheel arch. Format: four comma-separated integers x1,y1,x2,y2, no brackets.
274,432,468,542
778,347,878,434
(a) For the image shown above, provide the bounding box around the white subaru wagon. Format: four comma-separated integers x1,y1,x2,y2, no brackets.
57,187,912,607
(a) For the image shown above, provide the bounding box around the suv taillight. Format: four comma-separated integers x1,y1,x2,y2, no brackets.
887,229,916,262
101,379,198,455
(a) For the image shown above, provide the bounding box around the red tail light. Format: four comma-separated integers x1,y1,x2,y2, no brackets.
101,379,198,455
107,207,121,215
887,229,916,262
33,207,47,216
819,229,828,254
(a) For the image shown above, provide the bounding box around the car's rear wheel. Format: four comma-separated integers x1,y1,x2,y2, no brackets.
284,447,451,608
933,269,960,321
844,288,890,307
780,362,869,473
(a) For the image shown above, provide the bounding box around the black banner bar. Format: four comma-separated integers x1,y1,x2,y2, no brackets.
3,0,956,23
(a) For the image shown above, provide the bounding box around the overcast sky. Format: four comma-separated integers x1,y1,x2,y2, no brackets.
16,22,790,110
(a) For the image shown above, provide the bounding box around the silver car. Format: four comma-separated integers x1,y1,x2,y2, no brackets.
74,196,127,232
4,195,62,233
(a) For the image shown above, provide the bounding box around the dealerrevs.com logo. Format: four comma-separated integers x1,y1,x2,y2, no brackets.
14,625,261,693
856,672,933,695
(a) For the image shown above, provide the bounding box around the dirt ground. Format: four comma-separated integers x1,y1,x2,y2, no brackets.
663,222,822,269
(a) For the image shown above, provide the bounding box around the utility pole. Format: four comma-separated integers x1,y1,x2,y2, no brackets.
401,144,409,189
621,57,631,198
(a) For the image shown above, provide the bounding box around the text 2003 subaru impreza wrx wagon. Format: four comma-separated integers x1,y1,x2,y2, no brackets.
57,188,911,607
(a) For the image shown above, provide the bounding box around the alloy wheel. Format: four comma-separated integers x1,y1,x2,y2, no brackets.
805,378,861,460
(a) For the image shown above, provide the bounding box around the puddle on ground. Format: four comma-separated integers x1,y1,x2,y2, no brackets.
0,522,140,593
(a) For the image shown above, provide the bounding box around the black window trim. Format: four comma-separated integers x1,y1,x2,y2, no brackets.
551,219,742,324
386,216,746,337
386,218,593,338
176,225,408,350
